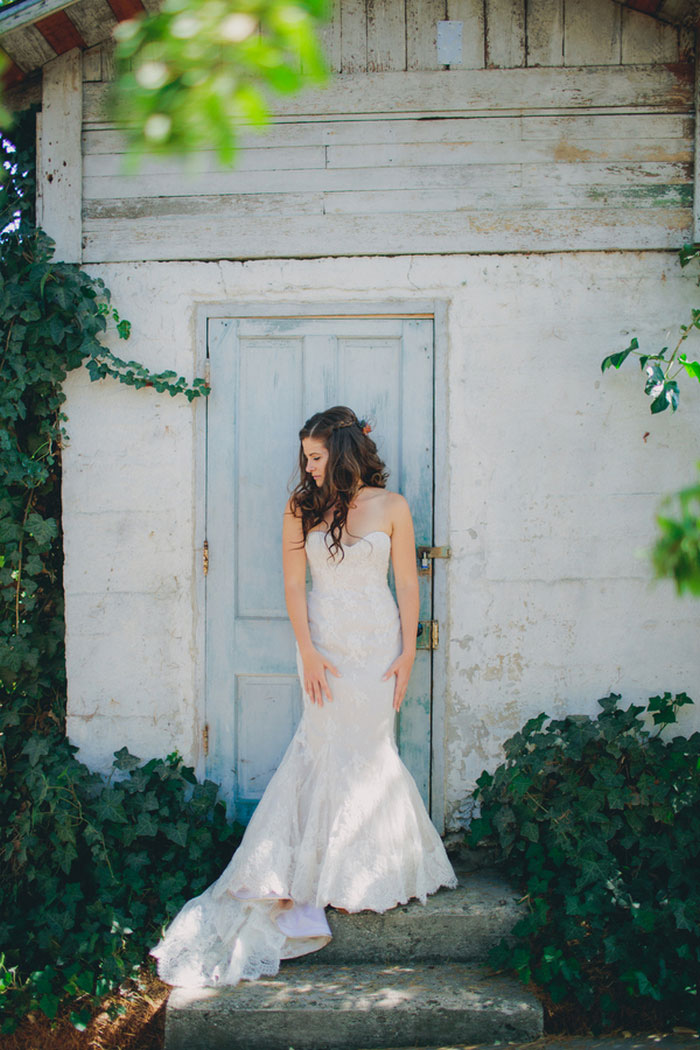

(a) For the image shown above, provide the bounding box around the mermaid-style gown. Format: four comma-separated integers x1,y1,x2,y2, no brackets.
150,529,457,987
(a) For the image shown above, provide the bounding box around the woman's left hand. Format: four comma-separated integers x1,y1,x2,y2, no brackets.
382,650,415,712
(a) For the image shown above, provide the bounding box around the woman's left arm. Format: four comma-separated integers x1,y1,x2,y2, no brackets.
382,494,419,711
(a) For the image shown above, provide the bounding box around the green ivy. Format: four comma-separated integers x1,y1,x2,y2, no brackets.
0,110,232,1033
651,462,700,596
468,692,700,1029
0,741,241,1032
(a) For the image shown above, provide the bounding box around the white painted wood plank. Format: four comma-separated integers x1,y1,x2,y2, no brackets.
679,25,694,63
526,0,563,67
406,0,446,70
82,165,519,204
84,143,326,176
324,136,692,167
84,190,325,214
318,0,342,73
319,181,690,212
445,0,484,69
82,111,692,157
82,140,691,200
81,206,693,262
84,64,693,122
340,0,367,72
520,112,692,141
68,0,117,49
520,159,690,186
37,49,82,262
485,0,525,68
2,23,56,72
564,0,621,66
367,0,406,70
82,157,690,209
82,137,692,201
100,38,115,82
82,44,102,82
621,8,679,65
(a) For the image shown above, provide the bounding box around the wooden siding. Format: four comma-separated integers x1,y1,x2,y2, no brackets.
286,0,684,73
81,60,694,262
0,0,690,80
76,0,695,262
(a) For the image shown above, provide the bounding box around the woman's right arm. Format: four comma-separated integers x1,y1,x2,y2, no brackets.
282,500,339,705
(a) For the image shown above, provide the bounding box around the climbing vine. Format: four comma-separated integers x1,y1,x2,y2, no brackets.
601,244,700,415
600,244,700,596
0,110,238,1035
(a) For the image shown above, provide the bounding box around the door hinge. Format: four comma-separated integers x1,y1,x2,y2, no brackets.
204,358,211,386
202,723,209,756
417,619,439,650
203,538,209,575
417,545,451,570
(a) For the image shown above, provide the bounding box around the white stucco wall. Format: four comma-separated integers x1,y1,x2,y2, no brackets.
62,251,700,829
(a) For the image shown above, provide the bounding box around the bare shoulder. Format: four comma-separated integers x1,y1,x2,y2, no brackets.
385,490,410,515
373,489,412,531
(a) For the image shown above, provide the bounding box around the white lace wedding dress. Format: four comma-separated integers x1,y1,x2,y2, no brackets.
150,528,457,988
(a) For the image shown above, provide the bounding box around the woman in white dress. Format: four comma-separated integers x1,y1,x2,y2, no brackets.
150,406,457,988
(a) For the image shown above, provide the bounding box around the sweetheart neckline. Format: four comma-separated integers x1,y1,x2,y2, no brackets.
305,529,391,550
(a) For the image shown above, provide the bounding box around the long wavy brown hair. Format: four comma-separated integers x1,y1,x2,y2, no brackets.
289,406,389,560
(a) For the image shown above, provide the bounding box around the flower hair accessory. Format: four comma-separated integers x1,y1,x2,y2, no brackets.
361,421,372,435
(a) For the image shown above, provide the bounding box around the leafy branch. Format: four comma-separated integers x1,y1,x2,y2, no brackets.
601,244,700,414
110,0,330,165
651,463,700,596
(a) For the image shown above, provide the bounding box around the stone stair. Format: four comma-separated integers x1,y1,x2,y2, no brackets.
163,866,543,1050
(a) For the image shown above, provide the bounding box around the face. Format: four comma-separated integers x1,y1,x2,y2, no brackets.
302,436,329,486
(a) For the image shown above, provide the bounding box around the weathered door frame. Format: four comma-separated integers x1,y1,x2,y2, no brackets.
192,300,449,833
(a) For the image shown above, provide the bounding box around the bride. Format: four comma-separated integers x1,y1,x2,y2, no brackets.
150,405,457,988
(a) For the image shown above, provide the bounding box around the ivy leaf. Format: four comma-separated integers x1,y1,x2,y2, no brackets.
21,735,51,766
38,993,61,1019
69,1009,92,1031
164,822,189,847
93,790,128,825
679,242,700,267
650,380,679,414
601,338,638,372
679,354,700,383
112,746,141,772
134,812,159,838
644,363,665,396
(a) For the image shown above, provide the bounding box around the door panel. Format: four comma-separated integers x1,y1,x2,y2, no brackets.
205,312,434,823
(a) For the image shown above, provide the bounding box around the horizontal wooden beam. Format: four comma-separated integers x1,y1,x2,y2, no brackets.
81,205,693,261
83,63,694,124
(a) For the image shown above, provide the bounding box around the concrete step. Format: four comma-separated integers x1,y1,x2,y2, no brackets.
164,961,544,1050
314,868,523,964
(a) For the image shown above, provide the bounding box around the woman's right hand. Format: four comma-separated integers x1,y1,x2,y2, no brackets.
301,647,341,706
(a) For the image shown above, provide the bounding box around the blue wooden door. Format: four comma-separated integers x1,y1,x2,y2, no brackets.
205,312,434,822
